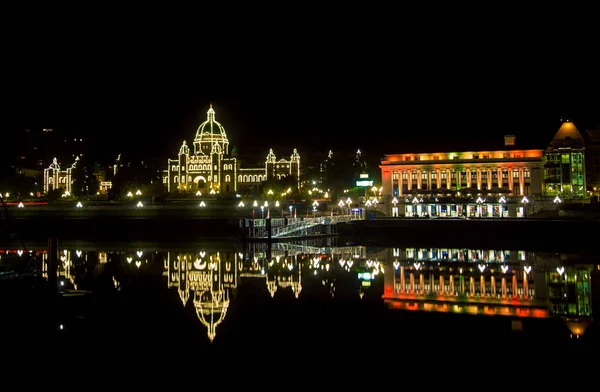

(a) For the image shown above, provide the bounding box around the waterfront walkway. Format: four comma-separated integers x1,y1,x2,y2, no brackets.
240,214,361,240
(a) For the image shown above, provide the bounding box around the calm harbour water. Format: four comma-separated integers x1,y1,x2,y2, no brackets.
2,235,598,375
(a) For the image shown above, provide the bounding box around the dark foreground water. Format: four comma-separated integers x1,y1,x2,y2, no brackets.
2,237,598,381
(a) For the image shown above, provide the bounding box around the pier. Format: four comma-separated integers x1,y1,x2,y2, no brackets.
240,214,361,241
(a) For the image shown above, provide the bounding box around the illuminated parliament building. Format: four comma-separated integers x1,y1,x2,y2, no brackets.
163,104,301,196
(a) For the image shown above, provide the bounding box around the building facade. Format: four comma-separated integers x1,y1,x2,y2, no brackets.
163,105,301,196
43,157,76,195
582,128,600,195
377,120,600,218
544,120,586,198
380,135,544,199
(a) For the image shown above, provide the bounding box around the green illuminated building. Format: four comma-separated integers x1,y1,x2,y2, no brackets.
543,120,586,198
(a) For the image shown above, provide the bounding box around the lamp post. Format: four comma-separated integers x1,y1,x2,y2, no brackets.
521,196,529,218
338,200,345,216
312,200,319,219
411,197,419,217
289,205,293,218
260,206,265,219
476,196,484,218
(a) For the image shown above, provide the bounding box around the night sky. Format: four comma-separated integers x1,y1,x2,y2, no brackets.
4,5,599,164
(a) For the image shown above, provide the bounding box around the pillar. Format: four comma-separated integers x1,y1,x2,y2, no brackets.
398,171,403,196
519,168,524,196
480,275,486,296
497,168,503,189
469,276,475,297
400,266,405,293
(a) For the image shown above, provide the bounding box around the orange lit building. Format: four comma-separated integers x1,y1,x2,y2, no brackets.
379,119,595,217
380,135,543,198
379,135,543,217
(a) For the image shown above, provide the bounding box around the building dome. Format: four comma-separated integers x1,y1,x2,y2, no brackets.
194,104,228,144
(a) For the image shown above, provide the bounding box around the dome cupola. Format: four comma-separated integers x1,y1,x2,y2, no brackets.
193,103,229,155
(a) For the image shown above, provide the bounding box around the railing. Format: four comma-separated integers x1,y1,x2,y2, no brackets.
241,214,362,239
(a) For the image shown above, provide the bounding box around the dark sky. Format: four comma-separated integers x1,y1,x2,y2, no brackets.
4,5,599,164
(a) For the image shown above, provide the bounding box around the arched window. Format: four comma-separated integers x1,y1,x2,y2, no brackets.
225,175,231,182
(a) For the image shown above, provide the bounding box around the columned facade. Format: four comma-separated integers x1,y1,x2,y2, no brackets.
380,142,544,199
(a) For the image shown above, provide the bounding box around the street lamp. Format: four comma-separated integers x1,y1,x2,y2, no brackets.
371,186,378,197
338,200,345,215
312,200,319,219
289,205,293,218
260,206,265,219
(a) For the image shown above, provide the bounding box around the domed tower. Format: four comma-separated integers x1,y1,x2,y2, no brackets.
193,104,229,155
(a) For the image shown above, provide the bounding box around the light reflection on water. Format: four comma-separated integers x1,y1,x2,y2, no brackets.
2,237,598,359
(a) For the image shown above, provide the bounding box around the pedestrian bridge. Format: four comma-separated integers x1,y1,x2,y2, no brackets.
240,214,362,240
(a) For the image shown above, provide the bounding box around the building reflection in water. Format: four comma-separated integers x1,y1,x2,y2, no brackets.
165,251,238,341
380,246,595,337
19,239,596,341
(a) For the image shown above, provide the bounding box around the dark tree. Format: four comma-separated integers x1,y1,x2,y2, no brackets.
71,157,100,198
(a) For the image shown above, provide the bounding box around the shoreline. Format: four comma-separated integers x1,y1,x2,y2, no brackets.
4,214,599,252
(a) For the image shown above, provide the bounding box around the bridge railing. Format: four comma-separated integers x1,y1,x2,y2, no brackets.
241,214,362,238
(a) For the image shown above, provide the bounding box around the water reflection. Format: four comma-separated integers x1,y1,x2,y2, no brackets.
383,247,594,323
2,238,598,345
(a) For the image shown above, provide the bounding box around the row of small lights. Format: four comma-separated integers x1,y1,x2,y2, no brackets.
394,261,569,277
